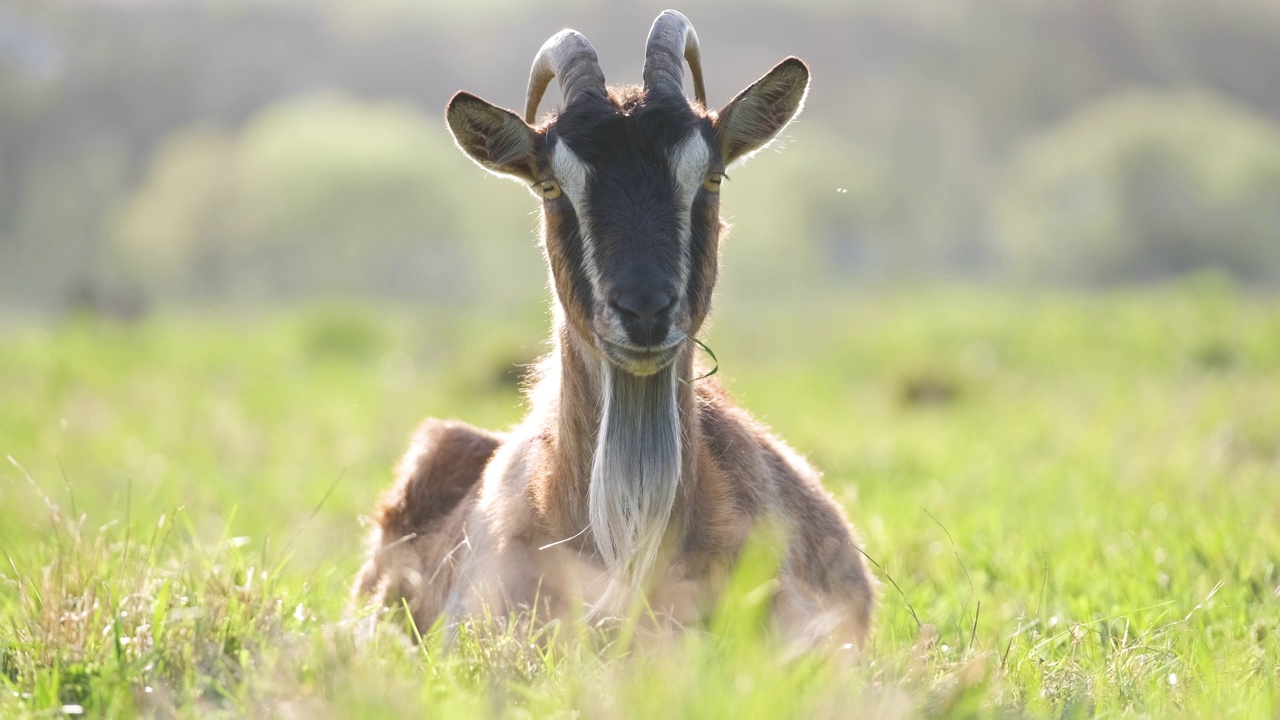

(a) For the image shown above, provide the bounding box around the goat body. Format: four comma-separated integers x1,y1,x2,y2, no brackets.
354,10,875,652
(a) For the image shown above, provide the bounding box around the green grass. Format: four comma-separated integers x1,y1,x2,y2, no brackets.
2,284,1278,717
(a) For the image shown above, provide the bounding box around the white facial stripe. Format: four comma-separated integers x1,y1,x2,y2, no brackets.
670,132,711,284
671,132,711,211
550,140,589,210
549,140,601,292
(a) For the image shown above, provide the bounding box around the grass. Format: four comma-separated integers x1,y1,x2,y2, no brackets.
1,283,1278,717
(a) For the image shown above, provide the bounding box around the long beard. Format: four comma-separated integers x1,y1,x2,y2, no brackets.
588,361,682,614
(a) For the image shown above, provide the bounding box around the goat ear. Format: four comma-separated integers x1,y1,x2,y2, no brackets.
713,57,810,167
446,92,539,184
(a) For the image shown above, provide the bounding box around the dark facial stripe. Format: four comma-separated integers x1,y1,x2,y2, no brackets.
544,205,596,326
685,192,719,324
585,167,684,284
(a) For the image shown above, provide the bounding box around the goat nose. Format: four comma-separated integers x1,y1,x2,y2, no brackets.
610,288,674,322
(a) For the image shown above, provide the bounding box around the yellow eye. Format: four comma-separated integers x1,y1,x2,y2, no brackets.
702,173,724,193
538,180,562,200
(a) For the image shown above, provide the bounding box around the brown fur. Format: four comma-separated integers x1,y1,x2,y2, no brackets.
353,20,875,651
352,420,500,630
355,337,876,648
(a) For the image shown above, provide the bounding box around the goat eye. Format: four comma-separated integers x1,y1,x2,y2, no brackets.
539,180,562,200
702,173,724,193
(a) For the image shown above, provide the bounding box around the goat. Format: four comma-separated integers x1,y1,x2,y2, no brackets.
353,10,876,652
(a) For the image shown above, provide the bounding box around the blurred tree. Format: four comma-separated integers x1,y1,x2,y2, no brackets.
8,142,132,308
231,95,467,298
114,128,236,294
7,0,1280,311
994,90,1280,284
114,95,485,302
717,127,888,298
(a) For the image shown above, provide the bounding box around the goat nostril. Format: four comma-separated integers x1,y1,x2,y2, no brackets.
611,290,674,322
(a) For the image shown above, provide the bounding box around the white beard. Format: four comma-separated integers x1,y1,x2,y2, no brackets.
587,361,682,615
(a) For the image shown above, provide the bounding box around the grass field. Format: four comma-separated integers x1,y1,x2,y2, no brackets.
2,284,1279,717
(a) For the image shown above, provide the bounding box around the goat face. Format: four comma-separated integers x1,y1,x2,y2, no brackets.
540,93,717,375
446,13,809,376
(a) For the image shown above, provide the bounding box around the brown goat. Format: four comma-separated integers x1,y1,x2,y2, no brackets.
354,10,876,652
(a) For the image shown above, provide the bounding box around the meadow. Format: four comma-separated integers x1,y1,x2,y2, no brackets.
1,283,1278,718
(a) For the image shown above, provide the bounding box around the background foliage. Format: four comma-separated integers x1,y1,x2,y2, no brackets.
995,90,1280,283
3,0,1280,314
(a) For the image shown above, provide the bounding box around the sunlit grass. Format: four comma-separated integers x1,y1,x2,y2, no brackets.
2,285,1278,717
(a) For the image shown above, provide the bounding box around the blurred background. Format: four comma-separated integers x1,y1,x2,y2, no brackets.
3,9,1279,711
2,0,1280,318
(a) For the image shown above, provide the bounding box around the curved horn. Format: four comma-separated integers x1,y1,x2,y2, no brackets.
525,29,608,124
642,10,707,106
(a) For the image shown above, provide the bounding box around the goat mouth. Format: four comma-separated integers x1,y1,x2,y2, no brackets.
600,336,684,376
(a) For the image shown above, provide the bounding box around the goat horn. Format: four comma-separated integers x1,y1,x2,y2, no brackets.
642,10,707,106
525,29,608,124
